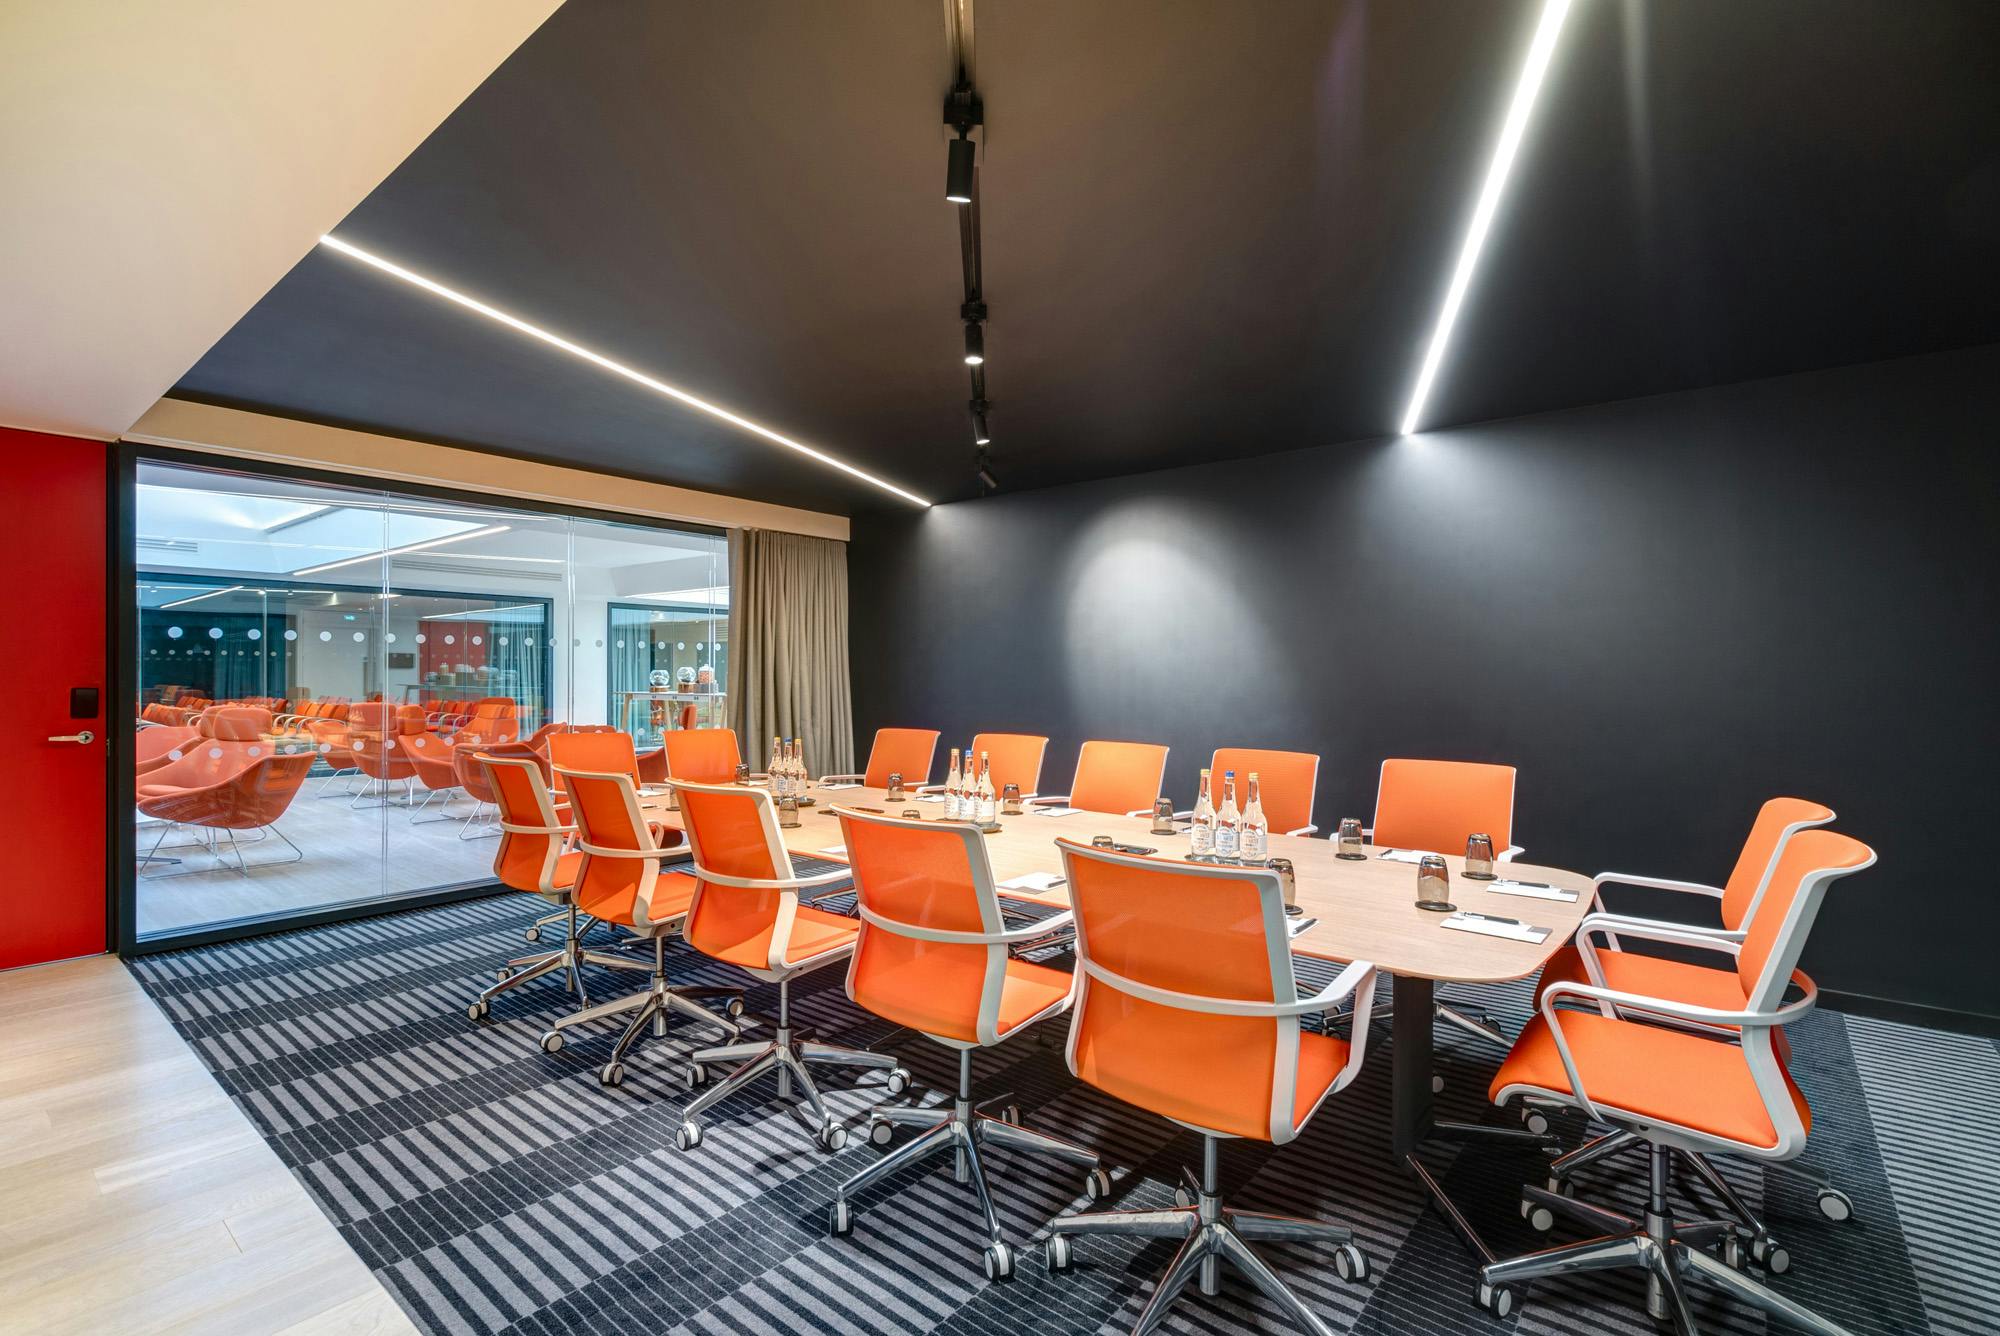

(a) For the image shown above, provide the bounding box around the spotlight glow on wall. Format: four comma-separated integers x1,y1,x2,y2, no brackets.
1398,0,1573,437
317,234,932,508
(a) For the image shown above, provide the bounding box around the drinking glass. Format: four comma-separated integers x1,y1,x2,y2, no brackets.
1269,857,1299,911
1001,783,1022,816
902,809,923,820
1150,798,1178,835
1463,832,1496,880
886,771,906,801
778,794,801,829
1415,854,1454,912
734,763,750,785
1091,835,1116,850
1336,817,1365,860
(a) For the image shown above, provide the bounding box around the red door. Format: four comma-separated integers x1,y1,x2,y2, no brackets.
3,429,107,968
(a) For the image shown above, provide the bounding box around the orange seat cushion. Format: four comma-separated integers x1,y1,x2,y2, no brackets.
1494,1010,1809,1150
576,865,696,928
699,902,858,972
855,954,1072,1044
1536,943,1749,1014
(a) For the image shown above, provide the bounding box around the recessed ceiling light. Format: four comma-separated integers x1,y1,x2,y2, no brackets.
1399,0,1573,437
317,234,931,508
293,524,511,576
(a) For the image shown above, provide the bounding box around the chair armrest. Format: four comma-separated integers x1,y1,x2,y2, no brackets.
858,904,1073,945
693,865,853,891
1592,870,1725,900
1285,824,1319,837
1543,977,1809,1033
1122,807,1154,818
1578,913,1741,957
1500,844,1524,861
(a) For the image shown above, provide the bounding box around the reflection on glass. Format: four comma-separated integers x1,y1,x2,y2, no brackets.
134,461,729,942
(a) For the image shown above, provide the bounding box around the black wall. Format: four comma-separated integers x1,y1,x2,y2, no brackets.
849,345,2000,1026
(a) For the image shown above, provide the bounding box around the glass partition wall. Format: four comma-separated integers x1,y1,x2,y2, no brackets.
133,459,726,941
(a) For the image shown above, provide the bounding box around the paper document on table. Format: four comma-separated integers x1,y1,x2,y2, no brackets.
1031,806,1082,817
819,782,861,791
1377,848,1443,864
1440,913,1550,944
817,845,848,857
999,871,1065,892
1488,879,1578,903
915,793,949,804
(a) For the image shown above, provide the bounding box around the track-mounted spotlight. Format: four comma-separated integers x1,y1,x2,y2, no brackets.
970,397,992,446
946,134,976,204
962,322,985,366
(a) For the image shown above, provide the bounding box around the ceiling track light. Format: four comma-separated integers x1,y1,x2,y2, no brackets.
943,2,996,495
962,321,985,366
946,134,976,204
969,397,992,446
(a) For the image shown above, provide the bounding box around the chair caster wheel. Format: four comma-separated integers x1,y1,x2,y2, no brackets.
685,1062,708,1087
524,926,541,944
868,1117,896,1147
1751,1236,1789,1274
1174,1186,1195,1210
466,1000,489,1022
982,1240,1014,1281
1430,1074,1445,1094
599,1062,625,1088
884,1067,912,1097
998,1104,1021,1126
1476,1281,1517,1318
1046,1234,1072,1273
1083,1168,1111,1202
675,1122,703,1151
1817,1187,1854,1222
1520,1197,1555,1233
829,1199,853,1237
724,997,746,1020
496,968,513,983
1333,1243,1368,1282
818,1122,848,1152
1521,1106,1552,1136
539,1030,565,1054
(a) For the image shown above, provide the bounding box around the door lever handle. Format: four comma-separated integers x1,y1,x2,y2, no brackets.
48,731,96,745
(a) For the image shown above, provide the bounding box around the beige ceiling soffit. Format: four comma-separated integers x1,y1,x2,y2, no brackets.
123,399,850,543
0,0,563,441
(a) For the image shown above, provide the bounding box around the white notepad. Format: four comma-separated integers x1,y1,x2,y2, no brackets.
1031,805,1082,817
915,793,949,804
999,871,1064,892
1488,879,1579,903
819,781,861,791
1440,913,1550,944
1377,847,1443,864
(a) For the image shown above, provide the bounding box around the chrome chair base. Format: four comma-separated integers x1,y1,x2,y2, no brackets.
1048,1136,1365,1336
1460,1144,1854,1336
137,823,304,878
537,934,745,1087
831,1047,1101,1278
677,978,895,1152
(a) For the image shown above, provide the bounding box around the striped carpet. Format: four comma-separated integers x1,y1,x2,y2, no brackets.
127,887,1998,1335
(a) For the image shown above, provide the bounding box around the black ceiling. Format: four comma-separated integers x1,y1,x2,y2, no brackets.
172,0,2000,514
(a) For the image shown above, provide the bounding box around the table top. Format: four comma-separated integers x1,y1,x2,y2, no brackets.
642,782,1592,984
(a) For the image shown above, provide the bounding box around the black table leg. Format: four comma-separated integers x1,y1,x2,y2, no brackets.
1391,973,1434,1164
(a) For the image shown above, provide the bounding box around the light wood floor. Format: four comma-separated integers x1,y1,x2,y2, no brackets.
0,954,417,1335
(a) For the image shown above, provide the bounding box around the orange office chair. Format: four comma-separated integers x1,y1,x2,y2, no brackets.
1032,739,1169,816
348,705,426,807
539,767,746,1086
1194,748,1322,836
1428,830,1875,1332
451,697,520,746
819,727,941,789
1368,758,1521,1051
671,780,899,1153
660,727,743,784
827,808,1101,1279
135,723,199,772
401,727,467,823
136,750,314,876
463,754,603,1022
1525,797,1850,1242
920,733,1049,800
1044,841,1378,1331
548,729,640,793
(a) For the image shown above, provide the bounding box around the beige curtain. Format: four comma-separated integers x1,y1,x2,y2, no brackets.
728,528,854,774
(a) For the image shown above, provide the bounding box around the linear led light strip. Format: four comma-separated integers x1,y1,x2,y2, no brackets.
158,584,245,610
1399,0,1573,436
293,524,512,576
317,234,933,508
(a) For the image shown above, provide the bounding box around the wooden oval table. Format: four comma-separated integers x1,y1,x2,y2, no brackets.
644,782,1593,1164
